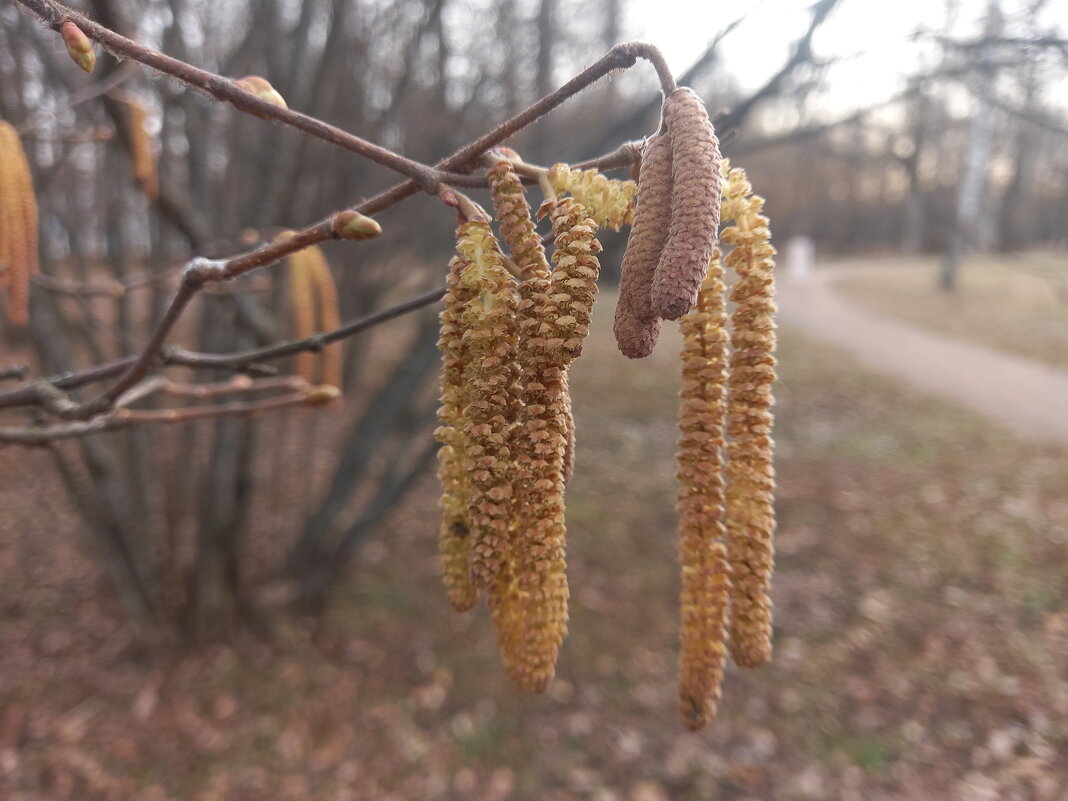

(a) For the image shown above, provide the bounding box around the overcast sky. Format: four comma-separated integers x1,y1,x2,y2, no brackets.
628,0,1068,113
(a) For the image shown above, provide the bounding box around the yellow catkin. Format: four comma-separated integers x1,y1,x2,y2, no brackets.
487,206,553,685
487,160,550,276
126,99,158,201
436,255,479,612
488,198,601,692
560,372,575,485
547,164,636,231
456,221,519,591
306,254,342,391
676,248,732,730
0,181,8,293
0,130,12,293
491,263,555,689
720,163,777,669
286,245,342,389
516,198,600,690
0,122,38,327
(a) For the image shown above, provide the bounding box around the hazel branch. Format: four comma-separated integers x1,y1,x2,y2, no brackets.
0,287,444,412
0,380,338,447
5,5,679,426
14,0,447,194
0,366,29,382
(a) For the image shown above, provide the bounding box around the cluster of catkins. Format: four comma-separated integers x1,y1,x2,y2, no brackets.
435,87,777,729
436,157,613,693
0,121,38,328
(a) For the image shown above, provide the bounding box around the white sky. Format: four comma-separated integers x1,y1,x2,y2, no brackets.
628,0,1068,114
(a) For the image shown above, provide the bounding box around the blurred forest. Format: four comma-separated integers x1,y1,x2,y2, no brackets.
0,0,1066,638
3,1,1068,799
0,0,1063,640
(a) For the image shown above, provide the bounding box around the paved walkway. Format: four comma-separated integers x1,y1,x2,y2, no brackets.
776,270,1068,447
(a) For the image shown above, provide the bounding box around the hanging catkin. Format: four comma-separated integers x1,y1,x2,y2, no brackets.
676,248,731,731
455,221,520,590
286,244,342,389
485,161,558,683
495,258,564,690
126,99,159,201
547,163,636,231
306,251,342,390
651,87,722,321
0,122,38,327
720,163,777,669
436,255,479,612
614,133,672,359
560,372,576,485
489,199,601,692
487,160,550,277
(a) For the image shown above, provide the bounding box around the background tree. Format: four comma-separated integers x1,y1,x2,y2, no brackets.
1,0,1064,644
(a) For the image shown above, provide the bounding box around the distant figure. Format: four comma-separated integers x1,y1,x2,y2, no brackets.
785,235,814,283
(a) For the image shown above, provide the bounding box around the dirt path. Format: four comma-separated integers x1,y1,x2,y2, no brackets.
776,269,1068,446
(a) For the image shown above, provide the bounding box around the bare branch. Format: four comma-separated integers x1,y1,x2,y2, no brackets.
4,6,679,427
0,380,338,446
15,0,446,193
0,366,29,381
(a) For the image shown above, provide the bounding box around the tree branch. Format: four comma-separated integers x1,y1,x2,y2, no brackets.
0,380,338,446
4,6,679,427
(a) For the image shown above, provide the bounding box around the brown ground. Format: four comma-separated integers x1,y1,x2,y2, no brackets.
1,289,1067,800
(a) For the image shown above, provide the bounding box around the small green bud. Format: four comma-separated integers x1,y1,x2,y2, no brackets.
332,211,382,241
60,22,96,74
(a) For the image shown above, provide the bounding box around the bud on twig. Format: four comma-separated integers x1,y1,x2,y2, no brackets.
305,385,342,405
60,22,96,74
332,211,382,241
234,76,288,120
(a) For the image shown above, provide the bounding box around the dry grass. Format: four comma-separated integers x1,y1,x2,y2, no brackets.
832,253,1068,368
1,290,1067,800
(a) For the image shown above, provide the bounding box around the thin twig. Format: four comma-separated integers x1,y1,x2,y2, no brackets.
15,0,447,193
0,287,442,410
160,286,448,370
0,386,336,446
0,366,29,381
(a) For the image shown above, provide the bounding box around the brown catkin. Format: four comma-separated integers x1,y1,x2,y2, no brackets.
676,248,732,730
614,133,672,358
126,99,158,201
436,255,479,612
651,87,722,321
487,160,550,276
0,122,37,327
456,221,519,591
721,163,777,669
